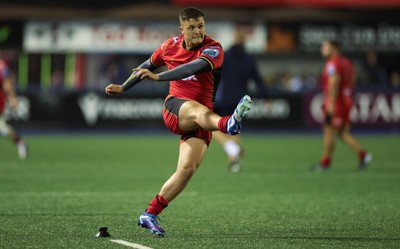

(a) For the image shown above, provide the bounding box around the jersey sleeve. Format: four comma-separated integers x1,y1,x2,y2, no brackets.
199,44,224,70
326,58,340,76
150,40,168,68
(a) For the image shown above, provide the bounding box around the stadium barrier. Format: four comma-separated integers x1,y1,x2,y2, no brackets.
6,90,400,131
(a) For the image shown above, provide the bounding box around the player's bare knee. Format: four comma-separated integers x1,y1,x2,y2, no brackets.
177,162,199,179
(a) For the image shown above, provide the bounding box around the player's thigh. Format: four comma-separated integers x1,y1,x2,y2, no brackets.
178,100,207,131
177,137,208,170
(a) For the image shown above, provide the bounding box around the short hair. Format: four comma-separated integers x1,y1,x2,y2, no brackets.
325,39,341,50
179,7,204,23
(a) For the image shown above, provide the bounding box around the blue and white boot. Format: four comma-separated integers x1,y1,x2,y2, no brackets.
138,212,165,237
226,95,252,135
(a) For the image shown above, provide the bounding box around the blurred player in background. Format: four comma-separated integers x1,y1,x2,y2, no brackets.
105,7,252,236
312,40,371,172
0,52,28,160
213,30,268,173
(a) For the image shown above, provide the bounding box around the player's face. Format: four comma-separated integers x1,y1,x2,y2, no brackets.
180,17,205,49
321,41,333,58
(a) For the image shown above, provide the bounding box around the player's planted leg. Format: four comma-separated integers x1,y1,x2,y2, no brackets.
138,194,168,236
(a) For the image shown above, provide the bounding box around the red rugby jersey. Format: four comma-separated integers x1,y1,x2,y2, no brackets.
322,55,355,107
0,60,9,110
151,35,224,109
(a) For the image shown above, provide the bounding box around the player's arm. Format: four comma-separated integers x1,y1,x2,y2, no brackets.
134,58,211,81
105,59,157,95
327,72,340,115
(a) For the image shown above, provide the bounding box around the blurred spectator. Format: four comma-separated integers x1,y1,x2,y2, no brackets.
358,51,388,86
99,55,128,89
51,69,64,92
271,70,290,92
301,72,318,91
390,70,400,89
287,75,303,92
287,73,318,92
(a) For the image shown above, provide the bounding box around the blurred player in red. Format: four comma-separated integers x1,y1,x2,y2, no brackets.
0,53,28,160
312,40,371,172
105,7,252,236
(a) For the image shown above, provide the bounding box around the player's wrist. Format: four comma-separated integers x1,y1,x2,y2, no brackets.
120,83,128,92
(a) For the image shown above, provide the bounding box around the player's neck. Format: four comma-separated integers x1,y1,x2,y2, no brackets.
183,37,204,50
328,53,339,60
184,40,197,50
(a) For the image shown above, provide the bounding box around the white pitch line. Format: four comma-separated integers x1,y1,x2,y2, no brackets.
110,239,154,249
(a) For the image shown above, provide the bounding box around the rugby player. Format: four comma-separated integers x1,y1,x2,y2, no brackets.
312,40,371,172
0,53,28,160
105,7,252,236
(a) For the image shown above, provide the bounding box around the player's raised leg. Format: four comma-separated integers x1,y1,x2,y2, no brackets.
177,95,252,135
177,100,222,132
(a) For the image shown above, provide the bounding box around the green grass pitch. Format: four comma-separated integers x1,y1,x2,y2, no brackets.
0,133,399,248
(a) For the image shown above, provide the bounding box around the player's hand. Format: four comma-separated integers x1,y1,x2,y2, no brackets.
105,84,124,95
133,68,160,81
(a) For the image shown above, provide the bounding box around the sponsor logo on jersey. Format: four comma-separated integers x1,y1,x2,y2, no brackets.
326,63,336,75
182,75,199,81
172,36,180,43
201,48,219,58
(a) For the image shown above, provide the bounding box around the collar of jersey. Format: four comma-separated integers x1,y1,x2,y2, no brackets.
182,36,207,51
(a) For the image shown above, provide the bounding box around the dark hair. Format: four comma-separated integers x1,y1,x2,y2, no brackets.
179,7,204,22
325,39,341,50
